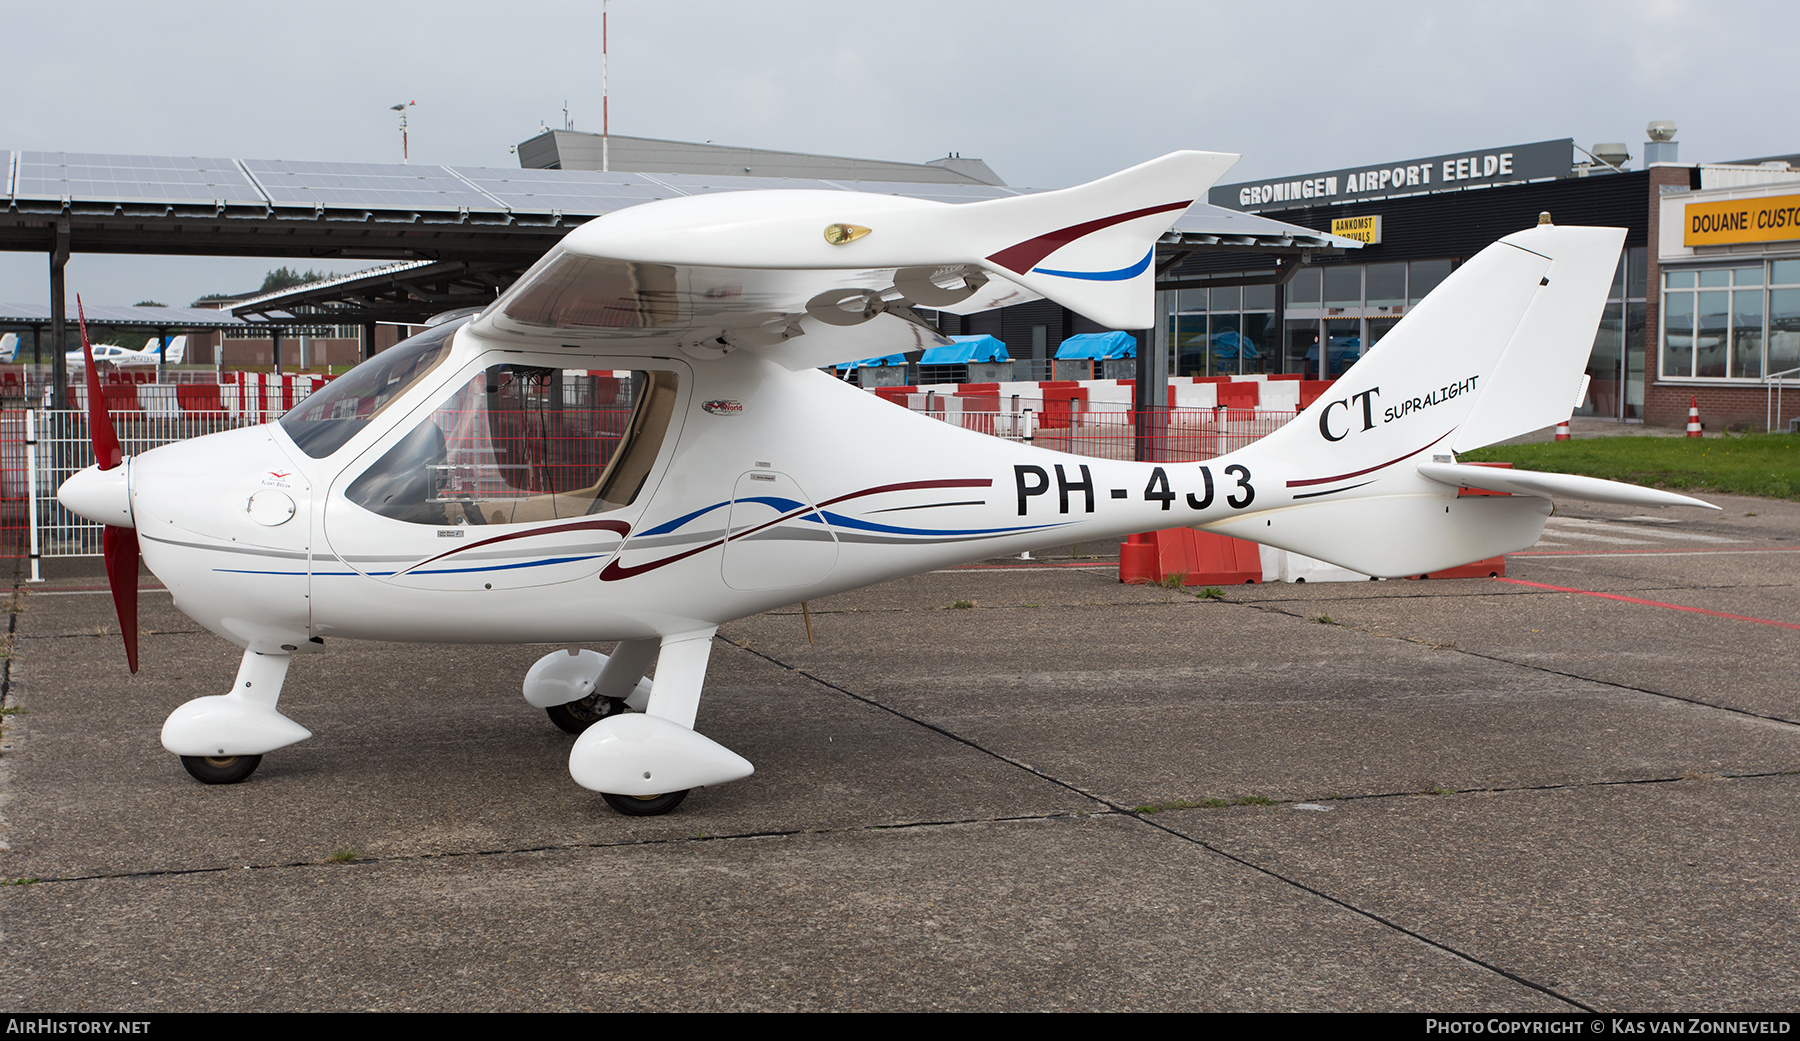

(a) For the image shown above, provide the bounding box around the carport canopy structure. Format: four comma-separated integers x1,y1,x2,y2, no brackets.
3,148,1358,403
0,301,276,366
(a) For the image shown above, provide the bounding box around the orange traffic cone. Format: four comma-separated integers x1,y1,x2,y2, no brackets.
1554,419,1570,441
1687,396,1703,438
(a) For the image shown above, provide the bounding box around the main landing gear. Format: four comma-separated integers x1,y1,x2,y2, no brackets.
545,691,626,735
161,648,311,785
522,629,753,816
180,754,264,785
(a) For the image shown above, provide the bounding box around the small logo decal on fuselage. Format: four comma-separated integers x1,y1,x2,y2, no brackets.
702,399,743,416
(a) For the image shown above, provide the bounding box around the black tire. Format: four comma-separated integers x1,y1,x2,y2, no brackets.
180,754,263,785
603,790,689,816
545,692,623,735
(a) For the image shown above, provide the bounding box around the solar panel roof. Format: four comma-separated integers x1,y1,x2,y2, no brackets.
815,179,1024,204
449,166,678,216
632,172,851,196
12,151,265,207
2,148,1352,249
240,159,504,213
0,302,260,328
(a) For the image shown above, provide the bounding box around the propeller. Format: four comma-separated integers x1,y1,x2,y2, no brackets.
76,297,139,673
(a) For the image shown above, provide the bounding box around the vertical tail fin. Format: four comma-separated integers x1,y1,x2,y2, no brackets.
1251,224,1624,471
163,335,187,365
1202,224,1630,578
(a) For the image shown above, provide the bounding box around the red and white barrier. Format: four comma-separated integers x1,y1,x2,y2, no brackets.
59,373,334,421
906,374,1321,414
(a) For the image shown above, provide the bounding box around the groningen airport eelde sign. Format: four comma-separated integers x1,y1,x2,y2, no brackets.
1211,139,1574,213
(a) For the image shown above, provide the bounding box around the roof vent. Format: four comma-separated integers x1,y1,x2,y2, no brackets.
1592,143,1630,169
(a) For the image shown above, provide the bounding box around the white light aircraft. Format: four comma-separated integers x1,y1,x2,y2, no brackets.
64,335,187,367
57,151,1714,815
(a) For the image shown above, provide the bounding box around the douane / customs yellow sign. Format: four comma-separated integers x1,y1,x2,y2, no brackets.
1684,194,1800,246
1331,215,1382,244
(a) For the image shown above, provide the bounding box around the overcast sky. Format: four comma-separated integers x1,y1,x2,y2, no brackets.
2,0,1792,307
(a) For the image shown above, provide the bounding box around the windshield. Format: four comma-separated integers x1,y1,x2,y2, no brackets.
279,320,462,458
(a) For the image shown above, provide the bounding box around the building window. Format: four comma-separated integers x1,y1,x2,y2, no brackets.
1169,274,1275,376
1661,260,1800,383
1281,260,1461,378
1580,246,1646,420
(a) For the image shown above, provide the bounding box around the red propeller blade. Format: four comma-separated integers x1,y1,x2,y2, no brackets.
76,297,122,471
102,526,140,674
77,296,138,673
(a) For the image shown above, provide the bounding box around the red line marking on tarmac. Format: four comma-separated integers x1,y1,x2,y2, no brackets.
1491,577,1800,631
945,562,1115,571
1513,545,1800,557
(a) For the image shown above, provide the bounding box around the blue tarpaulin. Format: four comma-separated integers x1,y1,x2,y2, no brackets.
834,353,910,371
918,335,1009,366
1055,331,1136,360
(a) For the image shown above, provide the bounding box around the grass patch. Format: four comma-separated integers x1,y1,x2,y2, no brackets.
1158,572,1188,590
1195,586,1225,600
1133,795,1272,813
326,849,360,864
1314,614,1337,625
1461,433,1800,501
948,599,976,610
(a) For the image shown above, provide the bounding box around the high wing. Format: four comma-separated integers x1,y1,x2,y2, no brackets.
469,151,1241,368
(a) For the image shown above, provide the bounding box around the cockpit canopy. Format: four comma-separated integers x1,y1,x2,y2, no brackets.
280,320,461,459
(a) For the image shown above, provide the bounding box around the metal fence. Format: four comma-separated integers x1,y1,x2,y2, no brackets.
13,409,269,577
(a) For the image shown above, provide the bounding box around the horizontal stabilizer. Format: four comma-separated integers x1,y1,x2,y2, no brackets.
1417,462,1718,509
1203,493,1552,578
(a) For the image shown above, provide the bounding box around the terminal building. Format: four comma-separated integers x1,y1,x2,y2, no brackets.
1184,126,1799,432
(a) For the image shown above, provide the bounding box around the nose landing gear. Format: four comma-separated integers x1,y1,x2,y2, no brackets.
162,648,310,784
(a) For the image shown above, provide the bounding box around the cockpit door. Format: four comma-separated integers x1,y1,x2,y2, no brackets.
321,354,689,592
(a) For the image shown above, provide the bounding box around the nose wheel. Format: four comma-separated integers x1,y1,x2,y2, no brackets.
602,790,689,816
180,754,263,785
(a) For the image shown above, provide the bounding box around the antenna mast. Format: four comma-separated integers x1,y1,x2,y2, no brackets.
602,0,610,172
391,100,416,164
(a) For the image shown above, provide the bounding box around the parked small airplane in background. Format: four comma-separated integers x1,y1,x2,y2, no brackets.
64,335,186,368
56,151,1715,815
